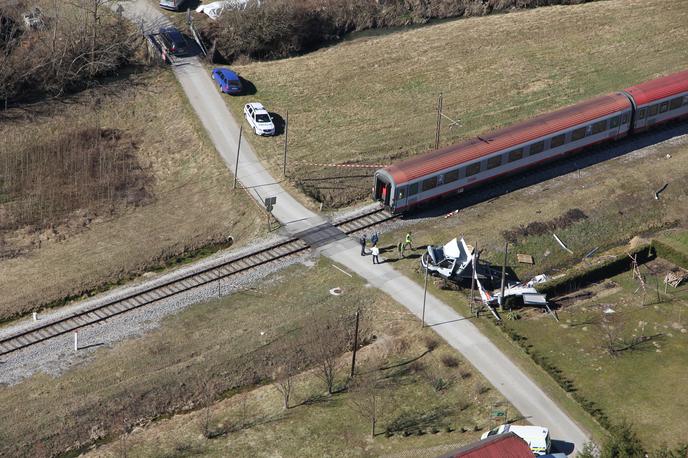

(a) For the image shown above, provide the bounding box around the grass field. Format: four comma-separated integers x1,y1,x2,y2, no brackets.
0,260,516,457
367,134,688,448
218,0,688,207
0,69,262,322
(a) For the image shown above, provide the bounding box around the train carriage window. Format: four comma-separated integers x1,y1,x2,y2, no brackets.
508,148,523,162
637,108,646,120
609,115,621,128
408,183,419,196
621,112,630,124
648,104,659,117
591,119,608,135
550,134,566,148
571,127,587,141
444,169,459,183
670,97,683,110
659,101,669,113
486,155,502,169
529,141,544,155
397,187,406,200
422,176,438,192
465,162,481,176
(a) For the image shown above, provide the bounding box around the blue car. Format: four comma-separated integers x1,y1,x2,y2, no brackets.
212,68,243,95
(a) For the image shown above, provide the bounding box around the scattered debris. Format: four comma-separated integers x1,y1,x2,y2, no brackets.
666,154,672,159
196,0,248,20
603,307,616,314
22,7,45,30
329,287,343,296
517,253,534,264
444,209,460,219
552,233,574,254
664,270,688,288
583,247,599,260
654,183,669,200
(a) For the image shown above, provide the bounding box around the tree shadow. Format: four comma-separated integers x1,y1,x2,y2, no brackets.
384,405,453,436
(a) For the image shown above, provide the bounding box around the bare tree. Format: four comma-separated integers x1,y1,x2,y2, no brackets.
308,316,347,395
347,367,391,438
273,363,297,410
598,312,659,357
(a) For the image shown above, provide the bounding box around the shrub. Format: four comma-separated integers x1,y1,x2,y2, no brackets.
440,354,460,368
423,335,440,352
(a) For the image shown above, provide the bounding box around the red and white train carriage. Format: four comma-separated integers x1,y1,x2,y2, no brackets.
374,69,688,213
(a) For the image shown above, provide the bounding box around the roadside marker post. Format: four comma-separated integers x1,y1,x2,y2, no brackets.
74,331,78,351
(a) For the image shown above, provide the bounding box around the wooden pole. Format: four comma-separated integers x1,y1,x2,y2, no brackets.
283,110,289,176
233,125,243,189
350,309,360,378
422,262,429,328
434,93,443,150
500,242,508,311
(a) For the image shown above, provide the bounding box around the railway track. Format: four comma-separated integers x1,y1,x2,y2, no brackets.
0,208,396,358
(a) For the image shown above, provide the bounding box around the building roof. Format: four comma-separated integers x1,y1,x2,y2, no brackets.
624,69,688,106
383,92,631,184
437,432,534,458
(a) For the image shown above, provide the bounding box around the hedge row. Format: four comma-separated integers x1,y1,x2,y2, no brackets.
652,238,688,270
534,244,655,298
202,0,596,62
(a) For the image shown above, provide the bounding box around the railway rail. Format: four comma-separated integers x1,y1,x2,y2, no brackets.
0,208,396,358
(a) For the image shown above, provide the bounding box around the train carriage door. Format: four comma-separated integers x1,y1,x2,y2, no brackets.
374,174,392,206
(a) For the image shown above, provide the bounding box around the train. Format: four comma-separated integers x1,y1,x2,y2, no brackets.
373,70,688,214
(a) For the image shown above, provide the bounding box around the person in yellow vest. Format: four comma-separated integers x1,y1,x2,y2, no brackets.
404,232,413,250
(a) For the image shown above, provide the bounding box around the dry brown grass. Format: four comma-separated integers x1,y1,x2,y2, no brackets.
0,69,262,322
220,0,688,206
0,260,513,457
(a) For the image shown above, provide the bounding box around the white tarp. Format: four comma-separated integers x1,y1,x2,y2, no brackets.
196,0,249,19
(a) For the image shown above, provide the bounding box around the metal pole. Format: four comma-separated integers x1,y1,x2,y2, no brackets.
350,309,360,378
499,242,508,311
470,241,477,316
422,262,429,328
283,110,289,176
74,331,78,351
233,125,243,189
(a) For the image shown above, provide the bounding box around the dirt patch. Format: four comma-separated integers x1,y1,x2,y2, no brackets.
0,128,151,259
502,208,587,243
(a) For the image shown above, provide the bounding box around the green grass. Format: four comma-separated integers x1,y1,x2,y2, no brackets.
504,265,688,449
215,0,688,206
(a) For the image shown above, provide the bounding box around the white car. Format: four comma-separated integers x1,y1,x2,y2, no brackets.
244,102,276,136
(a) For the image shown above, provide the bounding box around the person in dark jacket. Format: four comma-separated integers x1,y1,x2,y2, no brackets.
360,234,367,256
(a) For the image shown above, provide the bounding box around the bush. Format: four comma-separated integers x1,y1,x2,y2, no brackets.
203,0,596,63
423,335,440,352
440,354,460,368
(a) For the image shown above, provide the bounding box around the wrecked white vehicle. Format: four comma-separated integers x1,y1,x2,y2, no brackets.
421,237,478,281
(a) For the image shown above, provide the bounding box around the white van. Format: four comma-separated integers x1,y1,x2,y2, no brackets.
481,424,551,456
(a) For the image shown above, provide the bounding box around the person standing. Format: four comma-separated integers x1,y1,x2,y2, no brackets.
371,232,379,247
398,241,405,258
371,245,380,264
360,234,367,256
404,232,414,250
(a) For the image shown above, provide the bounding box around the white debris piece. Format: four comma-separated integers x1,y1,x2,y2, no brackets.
196,0,249,19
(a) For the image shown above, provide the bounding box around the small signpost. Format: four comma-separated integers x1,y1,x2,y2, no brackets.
264,196,276,231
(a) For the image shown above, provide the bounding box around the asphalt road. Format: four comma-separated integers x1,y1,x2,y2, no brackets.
119,1,591,453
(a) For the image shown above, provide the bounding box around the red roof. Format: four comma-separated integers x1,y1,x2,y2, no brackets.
437,432,534,458
384,93,631,184
624,69,688,106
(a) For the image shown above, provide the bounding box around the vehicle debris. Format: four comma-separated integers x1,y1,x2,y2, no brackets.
517,253,534,264
552,233,573,254
421,237,499,281
664,270,687,288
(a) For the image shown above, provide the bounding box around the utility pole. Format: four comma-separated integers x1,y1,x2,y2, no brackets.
499,242,508,312
422,260,429,328
283,110,289,176
470,241,478,316
434,93,443,150
350,309,360,378
233,124,243,189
